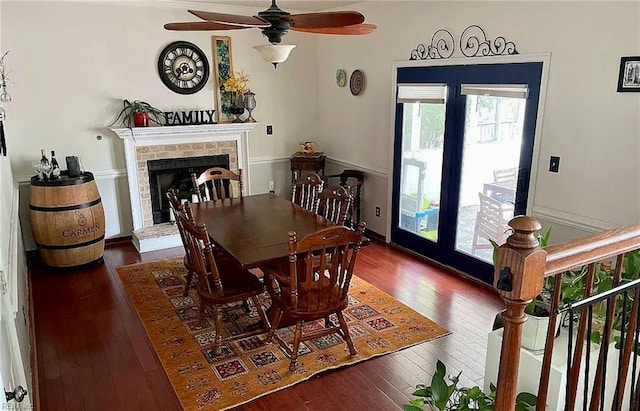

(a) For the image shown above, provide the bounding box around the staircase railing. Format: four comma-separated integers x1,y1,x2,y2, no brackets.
493,216,640,410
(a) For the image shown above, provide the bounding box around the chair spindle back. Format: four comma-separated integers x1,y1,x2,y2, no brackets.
191,167,243,202
291,172,323,213
287,222,365,313
318,185,352,226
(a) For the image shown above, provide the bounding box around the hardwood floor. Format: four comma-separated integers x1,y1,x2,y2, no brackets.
31,239,503,410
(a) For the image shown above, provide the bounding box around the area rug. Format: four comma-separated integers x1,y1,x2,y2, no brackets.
117,257,449,410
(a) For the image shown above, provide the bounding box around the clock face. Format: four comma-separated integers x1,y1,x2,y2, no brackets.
158,41,210,95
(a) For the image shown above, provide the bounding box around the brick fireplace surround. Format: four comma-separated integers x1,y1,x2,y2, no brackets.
112,123,257,252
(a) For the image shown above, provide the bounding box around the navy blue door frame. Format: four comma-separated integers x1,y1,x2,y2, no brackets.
391,62,544,283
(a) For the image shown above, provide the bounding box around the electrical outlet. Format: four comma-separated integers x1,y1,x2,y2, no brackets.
549,156,560,173
375,206,381,217
268,180,275,193
266,125,273,135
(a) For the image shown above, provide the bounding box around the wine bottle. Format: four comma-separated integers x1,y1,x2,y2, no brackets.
40,149,51,180
50,150,61,179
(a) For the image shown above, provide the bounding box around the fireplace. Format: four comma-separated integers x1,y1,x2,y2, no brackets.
148,154,229,224
112,123,257,252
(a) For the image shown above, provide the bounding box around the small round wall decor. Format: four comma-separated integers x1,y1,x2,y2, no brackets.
336,69,347,87
349,69,365,96
158,41,210,95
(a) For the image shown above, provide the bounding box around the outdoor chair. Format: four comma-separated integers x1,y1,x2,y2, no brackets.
471,192,514,253
493,167,518,183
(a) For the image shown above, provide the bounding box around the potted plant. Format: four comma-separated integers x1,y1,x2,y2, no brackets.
222,70,249,123
109,99,164,128
402,360,536,410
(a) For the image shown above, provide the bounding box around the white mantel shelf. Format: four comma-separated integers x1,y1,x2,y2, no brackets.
111,123,257,145
111,123,258,252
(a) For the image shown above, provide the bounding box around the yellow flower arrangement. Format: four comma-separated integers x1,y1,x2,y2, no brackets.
223,71,249,93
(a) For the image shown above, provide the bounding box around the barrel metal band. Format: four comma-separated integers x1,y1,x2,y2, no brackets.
36,235,105,250
29,198,102,212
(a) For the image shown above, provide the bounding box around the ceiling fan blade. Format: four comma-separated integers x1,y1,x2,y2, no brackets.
188,10,270,28
291,24,377,35
288,11,364,29
164,21,247,31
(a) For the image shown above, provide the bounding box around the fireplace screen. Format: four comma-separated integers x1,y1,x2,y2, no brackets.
147,154,230,224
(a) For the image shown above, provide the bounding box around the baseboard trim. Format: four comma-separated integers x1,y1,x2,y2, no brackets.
105,236,133,247
28,264,40,411
364,228,386,243
388,241,497,292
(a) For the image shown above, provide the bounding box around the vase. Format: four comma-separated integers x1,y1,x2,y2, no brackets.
243,90,257,123
230,92,245,123
133,112,149,127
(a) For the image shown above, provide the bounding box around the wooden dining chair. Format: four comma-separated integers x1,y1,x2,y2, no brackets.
318,185,352,226
178,201,270,354
264,222,366,371
167,188,210,297
323,169,364,228
291,172,324,213
191,167,243,202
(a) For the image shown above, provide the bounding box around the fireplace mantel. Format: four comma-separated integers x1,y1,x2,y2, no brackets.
112,123,257,251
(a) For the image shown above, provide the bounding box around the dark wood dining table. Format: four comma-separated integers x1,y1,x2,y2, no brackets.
191,193,334,269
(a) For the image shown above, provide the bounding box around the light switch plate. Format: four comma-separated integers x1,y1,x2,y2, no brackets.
549,156,560,173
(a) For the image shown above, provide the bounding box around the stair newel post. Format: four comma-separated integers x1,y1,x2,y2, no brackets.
493,216,547,410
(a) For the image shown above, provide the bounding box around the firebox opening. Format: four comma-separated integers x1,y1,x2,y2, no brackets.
148,154,230,224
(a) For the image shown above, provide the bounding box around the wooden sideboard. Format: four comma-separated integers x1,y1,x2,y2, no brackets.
290,154,326,183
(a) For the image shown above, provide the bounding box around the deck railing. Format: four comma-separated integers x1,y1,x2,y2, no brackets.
493,216,640,410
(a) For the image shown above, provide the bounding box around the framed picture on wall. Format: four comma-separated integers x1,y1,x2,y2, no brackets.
617,56,640,92
211,36,235,122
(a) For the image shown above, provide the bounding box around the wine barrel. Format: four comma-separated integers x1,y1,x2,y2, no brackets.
29,172,105,268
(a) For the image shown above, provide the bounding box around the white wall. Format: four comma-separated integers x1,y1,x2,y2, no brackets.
2,0,318,245
315,1,640,238
3,1,639,245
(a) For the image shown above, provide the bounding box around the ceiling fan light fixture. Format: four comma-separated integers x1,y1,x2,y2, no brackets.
253,44,296,68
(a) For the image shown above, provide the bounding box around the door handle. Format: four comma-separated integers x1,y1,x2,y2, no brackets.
5,386,27,403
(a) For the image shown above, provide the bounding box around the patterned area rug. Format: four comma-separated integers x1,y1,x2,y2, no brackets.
117,257,449,410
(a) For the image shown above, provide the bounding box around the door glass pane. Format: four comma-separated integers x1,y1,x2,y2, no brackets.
454,91,526,262
398,85,447,241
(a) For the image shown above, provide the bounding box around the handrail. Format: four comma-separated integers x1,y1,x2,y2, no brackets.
493,217,640,410
544,224,640,276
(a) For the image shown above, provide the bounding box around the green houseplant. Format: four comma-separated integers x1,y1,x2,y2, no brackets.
109,99,164,128
402,360,536,411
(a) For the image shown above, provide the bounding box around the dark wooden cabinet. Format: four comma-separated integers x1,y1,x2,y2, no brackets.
290,154,326,182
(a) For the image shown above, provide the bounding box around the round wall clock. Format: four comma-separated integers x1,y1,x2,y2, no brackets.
349,69,365,96
158,41,210,95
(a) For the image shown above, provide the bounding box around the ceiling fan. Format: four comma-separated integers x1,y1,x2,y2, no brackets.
164,0,376,66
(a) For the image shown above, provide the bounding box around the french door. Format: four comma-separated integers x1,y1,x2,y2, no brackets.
391,61,544,283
